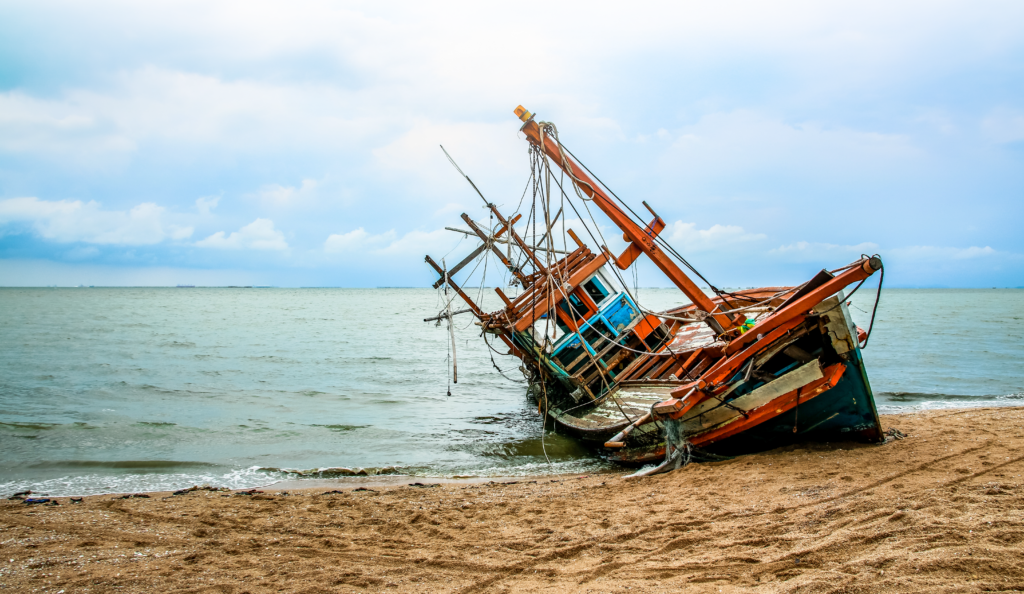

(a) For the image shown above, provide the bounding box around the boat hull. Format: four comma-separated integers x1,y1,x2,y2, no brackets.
422,112,886,469
699,347,883,457
542,293,883,465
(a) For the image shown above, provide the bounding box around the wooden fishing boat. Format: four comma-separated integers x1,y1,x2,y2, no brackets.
425,105,885,473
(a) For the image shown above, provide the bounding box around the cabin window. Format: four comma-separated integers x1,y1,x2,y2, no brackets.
559,292,593,320
582,276,610,305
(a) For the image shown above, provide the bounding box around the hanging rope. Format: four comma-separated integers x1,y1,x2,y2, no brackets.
441,260,453,397
860,257,884,348
555,137,727,297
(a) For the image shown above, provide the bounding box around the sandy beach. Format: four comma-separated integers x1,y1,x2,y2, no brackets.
3,407,1024,593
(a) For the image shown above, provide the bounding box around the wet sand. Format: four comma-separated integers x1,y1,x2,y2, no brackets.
3,407,1024,593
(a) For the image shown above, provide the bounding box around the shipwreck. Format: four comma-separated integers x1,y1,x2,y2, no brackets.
425,105,885,475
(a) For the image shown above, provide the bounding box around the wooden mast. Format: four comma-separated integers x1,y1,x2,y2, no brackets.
514,105,742,336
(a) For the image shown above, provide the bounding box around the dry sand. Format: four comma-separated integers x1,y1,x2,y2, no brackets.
3,407,1024,593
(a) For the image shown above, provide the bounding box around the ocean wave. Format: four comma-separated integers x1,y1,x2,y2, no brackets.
0,422,62,431
450,458,614,478
0,465,285,498
25,460,221,470
876,391,1024,413
258,465,406,477
261,458,615,481
308,424,368,431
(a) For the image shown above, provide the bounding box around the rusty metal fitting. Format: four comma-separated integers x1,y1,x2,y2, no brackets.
861,256,883,274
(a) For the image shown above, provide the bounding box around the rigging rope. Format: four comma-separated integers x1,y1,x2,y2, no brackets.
861,257,884,348
433,120,886,460
555,137,727,297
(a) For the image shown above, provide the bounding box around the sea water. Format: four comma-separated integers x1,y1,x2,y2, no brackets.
1,287,1021,496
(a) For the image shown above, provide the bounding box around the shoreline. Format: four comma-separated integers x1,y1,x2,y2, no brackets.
5,473,598,503
1,469,626,501
3,407,1024,592
5,405,1018,500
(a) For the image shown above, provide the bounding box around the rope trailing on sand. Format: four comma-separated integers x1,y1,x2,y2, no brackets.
625,419,692,479
624,418,735,479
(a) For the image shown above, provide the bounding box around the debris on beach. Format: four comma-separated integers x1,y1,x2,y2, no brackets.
424,105,886,472
22,498,54,505
172,485,231,496
267,465,399,477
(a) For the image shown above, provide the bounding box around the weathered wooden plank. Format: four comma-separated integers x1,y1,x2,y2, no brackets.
680,359,825,433
687,363,846,445
648,354,682,380
513,253,610,332
431,244,487,289
460,214,529,284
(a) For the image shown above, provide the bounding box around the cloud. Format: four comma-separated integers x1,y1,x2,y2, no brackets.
877,245,1023,287
324,228,373,253
249,179,319,206
887,245,1000,261
1,1,1023,287
659,110,922,181
196,218,288,250
767,241,881,266
0,197,193,245
0,258,261,287
64,246,100,260
510,216,764,258
761,242,1024,287
914,109,957,136
433,202,467,218
981,108,1024,144
374,229,450,256
0,67,385,165
0,90,135,161
371,120,529,208
324,227,453,258
664,221,766,253
773,242,1004,263
195,195,220,215
772,240,880,254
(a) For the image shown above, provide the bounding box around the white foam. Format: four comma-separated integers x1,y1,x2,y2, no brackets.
0,466,289,498
877,393,1024,414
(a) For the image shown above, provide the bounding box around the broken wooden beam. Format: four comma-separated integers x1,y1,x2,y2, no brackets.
431,244,487,289
423,308,474,322
604,412,653,448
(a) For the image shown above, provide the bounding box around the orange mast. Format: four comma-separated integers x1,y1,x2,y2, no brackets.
514,105,742,335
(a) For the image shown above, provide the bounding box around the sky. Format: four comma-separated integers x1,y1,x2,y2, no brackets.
0,0,1022,288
